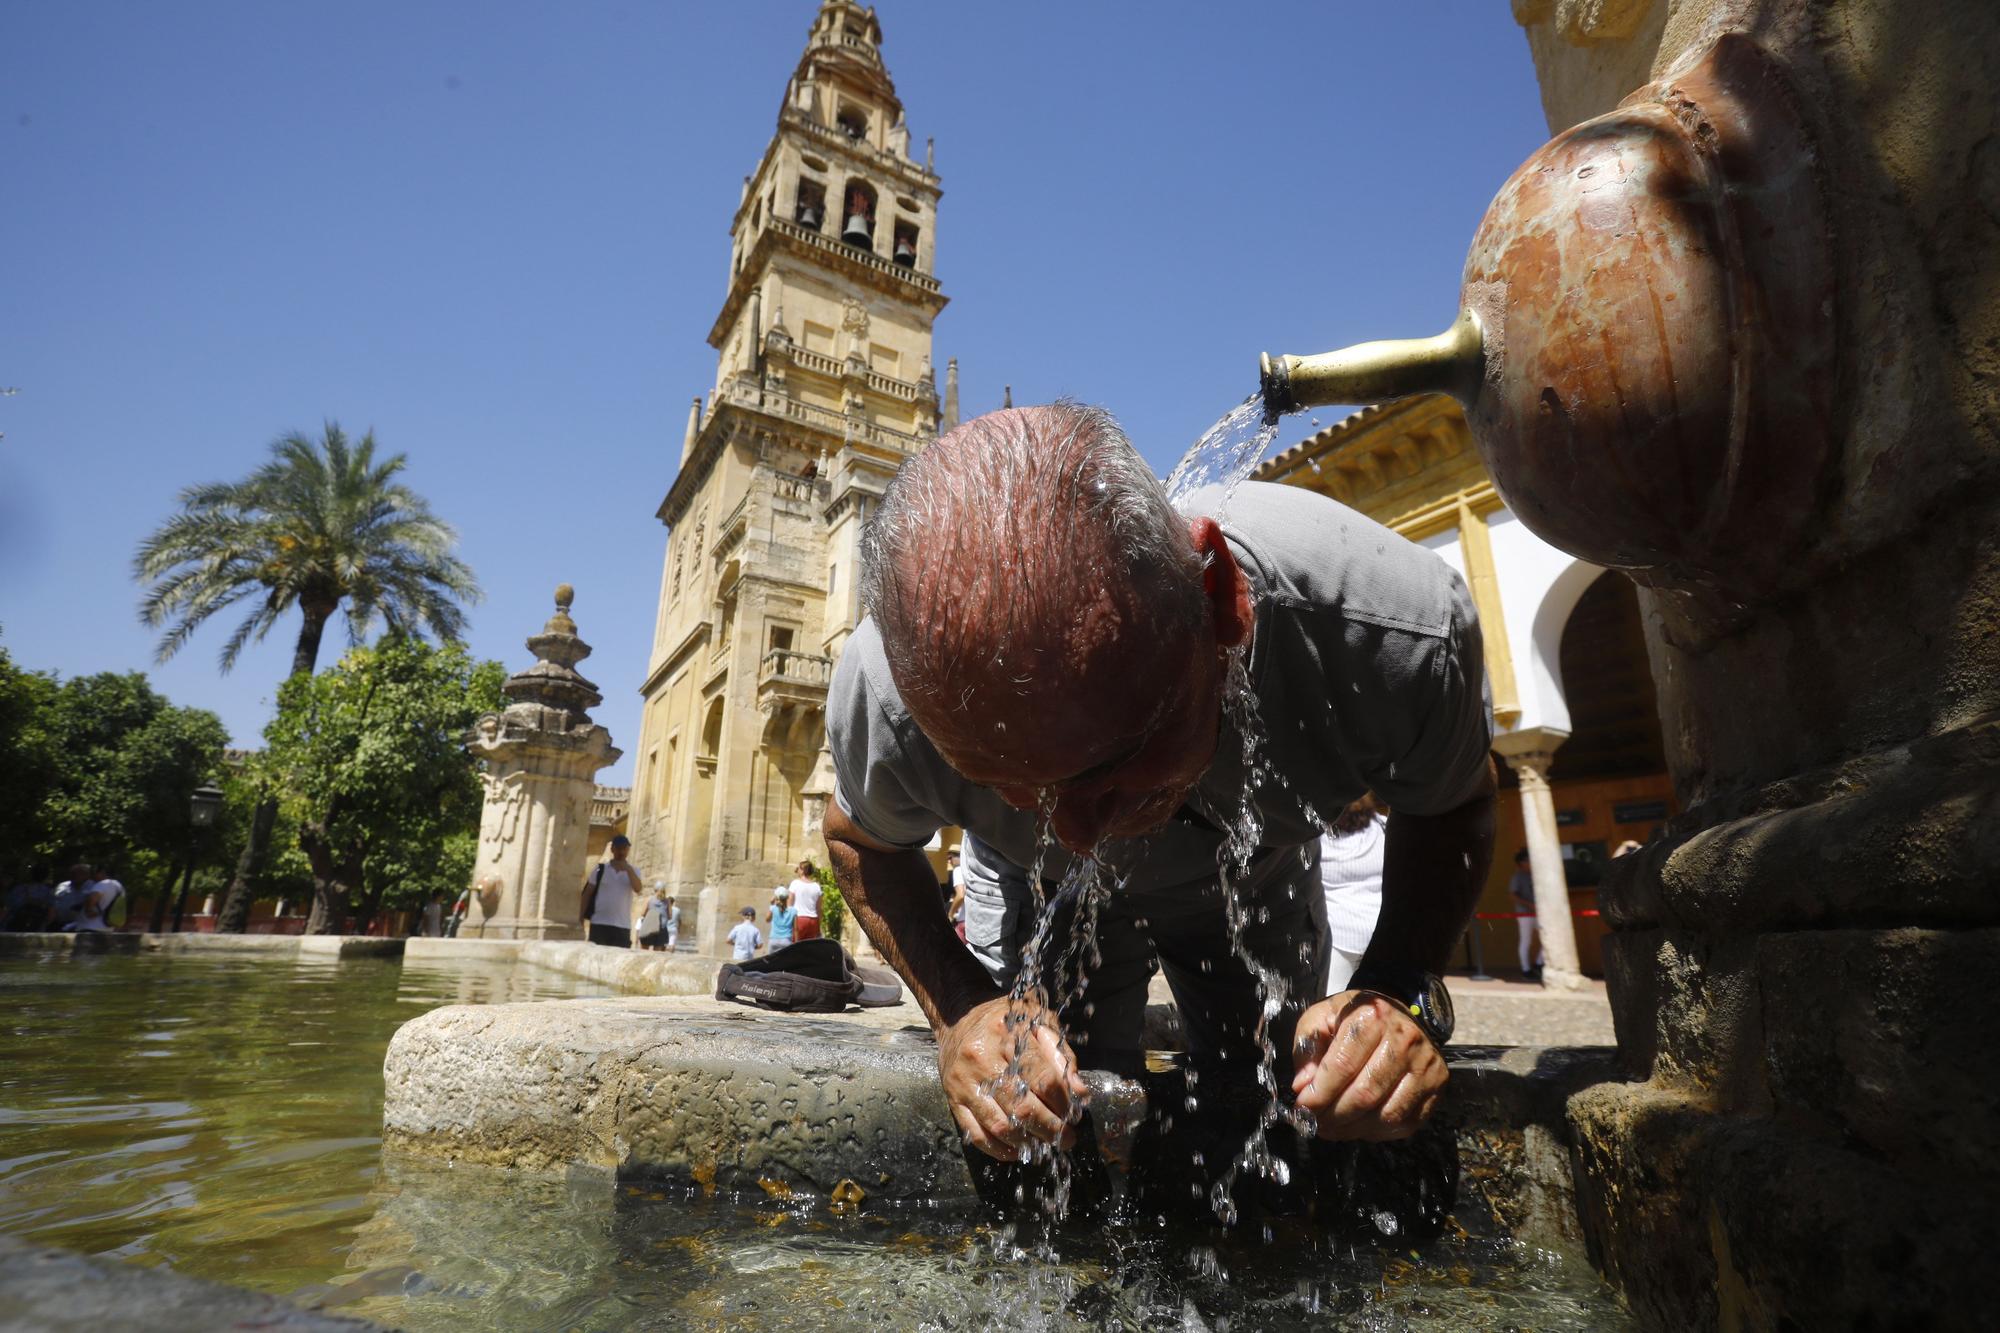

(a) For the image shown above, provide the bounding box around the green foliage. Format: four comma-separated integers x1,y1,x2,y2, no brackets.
135,422,481,674
0,638,227,888
214,765,313,907
262,636,503,921
0,641,60,851
814,862,846,943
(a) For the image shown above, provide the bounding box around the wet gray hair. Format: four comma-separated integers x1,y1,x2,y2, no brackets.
859,402,1206,705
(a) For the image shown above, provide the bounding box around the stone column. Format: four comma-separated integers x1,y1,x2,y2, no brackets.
1493,729,1587,992
467,586,622,940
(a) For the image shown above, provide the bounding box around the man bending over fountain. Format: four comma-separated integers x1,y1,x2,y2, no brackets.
823,403,1495,1166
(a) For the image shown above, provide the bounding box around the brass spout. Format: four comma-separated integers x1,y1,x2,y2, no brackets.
1260,309,1485,421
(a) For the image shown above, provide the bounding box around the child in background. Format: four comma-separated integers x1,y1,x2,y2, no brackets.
768,887,797,949
726,906,762,960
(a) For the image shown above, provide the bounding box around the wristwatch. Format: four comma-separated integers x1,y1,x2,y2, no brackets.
1345,960,1455,1048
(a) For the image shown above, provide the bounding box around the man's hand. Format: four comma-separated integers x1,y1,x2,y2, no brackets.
1291,991,1446,1141
939,993,1089,1161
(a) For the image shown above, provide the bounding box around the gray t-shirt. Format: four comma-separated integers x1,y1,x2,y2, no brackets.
828,481,1491,951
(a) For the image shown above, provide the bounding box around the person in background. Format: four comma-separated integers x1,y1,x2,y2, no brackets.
50,865,97,930
1319,794,1388,995
445,883,472,937
1612,839,1642,858
727,905,762,960
581,834,642,947
2,865,54,932
636,884,671,951
64,867,123,933
768,887,797,950
941,849,962,913
666,895,682,950
788,860,824,941
1508,848,1543,980
420,893,445,938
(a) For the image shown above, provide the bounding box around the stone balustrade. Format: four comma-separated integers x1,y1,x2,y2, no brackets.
765,217,941,295
713,377,927,455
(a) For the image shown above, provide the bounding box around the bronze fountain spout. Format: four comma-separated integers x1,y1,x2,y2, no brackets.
1260,311,1486,423
1258,33,1837,593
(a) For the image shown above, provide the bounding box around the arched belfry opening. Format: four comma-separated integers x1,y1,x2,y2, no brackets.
841,180,878,252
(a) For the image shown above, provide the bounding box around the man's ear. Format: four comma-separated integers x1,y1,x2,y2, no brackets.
1189,517,1253,648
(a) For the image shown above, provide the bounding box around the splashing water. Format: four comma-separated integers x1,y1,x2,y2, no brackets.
1203,647,1328,1222
1164,394,1283,510
972,396,1329,1232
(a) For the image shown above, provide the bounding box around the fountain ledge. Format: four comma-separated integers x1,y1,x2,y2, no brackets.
382,993,1615,1249
0,931,404,959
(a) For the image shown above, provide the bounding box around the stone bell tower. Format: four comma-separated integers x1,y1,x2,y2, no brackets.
626,0,948,953
467,585,622,939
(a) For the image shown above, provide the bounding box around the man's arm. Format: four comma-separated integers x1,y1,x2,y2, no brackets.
822,806,1000,1031
1293,758,1497,1141
823,805,1086,1158
1365,756,1498,975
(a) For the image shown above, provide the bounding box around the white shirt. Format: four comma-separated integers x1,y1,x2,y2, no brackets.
1319,816,1387,958
727,921,762,960
65,880,122,932
789,877,823,919
589,863,641,927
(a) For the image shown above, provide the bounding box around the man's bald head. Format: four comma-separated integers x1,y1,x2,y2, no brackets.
859,403,1206,758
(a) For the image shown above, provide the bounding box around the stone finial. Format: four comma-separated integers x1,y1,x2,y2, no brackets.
546,585,578,637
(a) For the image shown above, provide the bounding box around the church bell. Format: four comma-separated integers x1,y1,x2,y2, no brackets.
842,213,872,248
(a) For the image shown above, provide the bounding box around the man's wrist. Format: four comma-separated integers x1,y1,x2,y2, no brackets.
1345,959,1455,1047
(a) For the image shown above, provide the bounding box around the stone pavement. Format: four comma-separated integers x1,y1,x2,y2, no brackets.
1140,967,1619,1050
1447,970,1618,1048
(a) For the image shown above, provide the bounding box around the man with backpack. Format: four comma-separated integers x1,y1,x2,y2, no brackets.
579,835,642,947
59,865,125,933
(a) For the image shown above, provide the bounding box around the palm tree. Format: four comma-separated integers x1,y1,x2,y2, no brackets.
135,423,481,932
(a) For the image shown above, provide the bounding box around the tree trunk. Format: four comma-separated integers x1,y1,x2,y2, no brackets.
219,604,337,934
149,857,184,934
291,602,334,680
215,796,275,933
300,819,362,936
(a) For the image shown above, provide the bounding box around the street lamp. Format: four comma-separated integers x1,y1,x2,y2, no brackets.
170,785,226,933
190,785,224,829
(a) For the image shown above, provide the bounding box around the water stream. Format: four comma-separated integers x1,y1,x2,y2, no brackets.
986,395,1297,1230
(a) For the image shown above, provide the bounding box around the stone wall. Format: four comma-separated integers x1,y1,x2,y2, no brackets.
1508,1,2000,1325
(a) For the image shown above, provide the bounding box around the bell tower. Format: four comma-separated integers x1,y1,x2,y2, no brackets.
629,0,948,951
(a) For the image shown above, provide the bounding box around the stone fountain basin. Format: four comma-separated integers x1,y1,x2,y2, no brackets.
382,992,1611,1248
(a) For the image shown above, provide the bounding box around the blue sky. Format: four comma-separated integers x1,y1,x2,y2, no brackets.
0,2,1550,783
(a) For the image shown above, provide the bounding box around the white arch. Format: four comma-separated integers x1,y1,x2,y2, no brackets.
1484,508,1605,739
1523,557,1606,739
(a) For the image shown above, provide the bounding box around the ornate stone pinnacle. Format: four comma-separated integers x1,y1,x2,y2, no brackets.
546,584,578,637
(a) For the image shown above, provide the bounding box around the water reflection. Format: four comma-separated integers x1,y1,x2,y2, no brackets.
0,953,1630,1329
0,952,614,1295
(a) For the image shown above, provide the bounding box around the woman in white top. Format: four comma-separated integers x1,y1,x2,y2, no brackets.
1319,795,1387,995
788,860,824,940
